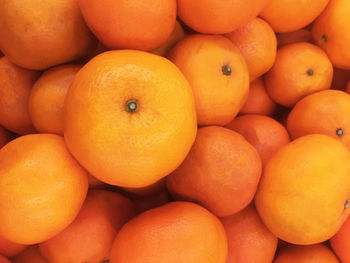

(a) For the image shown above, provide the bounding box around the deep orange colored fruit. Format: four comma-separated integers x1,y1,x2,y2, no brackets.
122,178,166,196
260,0,330,33
109,201,228,263
312,0,350,69
79,0,176,51
0,126,12,149
29,64,82,135
265,42,333,107
0,57,40,134
273,244,339,263
255,134,350,245
225,17,277,81
0,255,10,263
332,68,350,90
166,126,262,217
277,30,313,48
12,246,47,263
220,205,278,263
177,0,269,34
64,50,197,188
331,216,350,263
0,235,26,258
0,0,96,70
240,78,276,116
0,134,88,244
168,34,249,126
40,190,135,263
226,115,290,166
132,191,169,214
287,90,350,149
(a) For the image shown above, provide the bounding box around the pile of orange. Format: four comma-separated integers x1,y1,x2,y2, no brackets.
1,0,350,262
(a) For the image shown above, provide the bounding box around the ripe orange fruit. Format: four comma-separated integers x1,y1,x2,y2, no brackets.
225,17,277,81
332,68,350,90
260,0,330,33
0,0,97,70
331,217,350,263
220,205,278,263
12,246,47,263
177,0,269,34
152,21,186,57
265,42,333,107
0,57,40,134
240,78,276,116
0,134,88,244
79,0,176,51
39,190,135,263
273,244,339,263
166,126,262,217
29,64,82,135
0,235,26,258
0,126,12,149
277,30,313,48
226,115,290,166
64,50,197,188
255,134,350,245
122,178,166,196
312,0,350,69
109,201,228,263
132,191,169,214
287,90,350,149
168,34,249,126
0,255,10,263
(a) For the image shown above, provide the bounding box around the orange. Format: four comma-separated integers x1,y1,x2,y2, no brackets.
332,67,350,90
312,0,350,69
29,64,82,135
265,42,333,107
168,34,249,126
0,134,88,244
277,30,313,48
0,57,40,134
273,244,339,263
12,246,47,263
0,0,96,70
331,216,350,263
177,0,269,34
225,17,277,81
0,126,12,149
287,90,350,149
64,50,197,188
79,0,176,51
122,178,166,196
152,21,186,57
166,126,262,217
132,191,169,214
220,205,278,263
0,236,26,258
255,134,350,245
109,201,228,263
240,78,276,116
260,0,330,33
39,190,135,263
0,256,10,263
226,115,291,166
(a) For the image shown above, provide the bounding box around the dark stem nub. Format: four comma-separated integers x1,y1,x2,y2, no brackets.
345,200,350,210
307,69,314,76
222,65,232,76
126,99,138,113
322,34,328,42
336,128,344,137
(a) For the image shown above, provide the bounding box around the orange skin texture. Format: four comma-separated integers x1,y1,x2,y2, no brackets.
0,0,96,70
132,191,169,214
277,30,313,48
29,64,82,135
0,236,26,258
226,115,291,167
331,216,350,263
220,205,278,263
109,201,228,263
332,67,350,90
152,21,186,57
312,0,350,69
287,90,350,149
177,0,269,34
0,126,13,149
225,17,277,81
12,246,47,263
168,34,249,126
166,126,262,217
122,178,166,196
0,134,88,244
79,0,176,51
39,190,135,263
255,134,350,245
64,50,197,188
240,78,276,116
273,244,339,263
0,255,10,263
260,0,330,33
0,57,40,134
265,42,333,107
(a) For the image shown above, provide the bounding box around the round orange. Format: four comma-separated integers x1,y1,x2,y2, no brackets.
277,30,313,48
331,216,350,263
12,246,47,263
